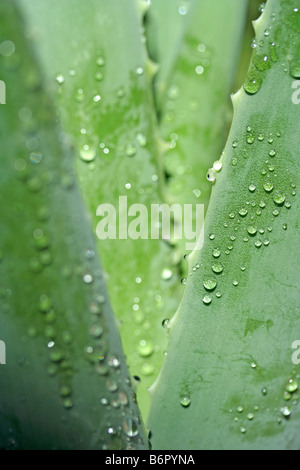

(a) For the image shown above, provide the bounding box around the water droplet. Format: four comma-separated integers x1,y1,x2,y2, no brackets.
283,391,292,401
55,74,65,85
255,240,262,248
281,406,291,418
119,391,129,406
95,71,104,81
39,295,52,313
123,417,139,437
213,160,222,172
75,88,85,103
244,72,262,94
83,274,93,284
203,279,217,291
60,385,71,397
273,192,285,205
263,181,274,192
138,340,153,357
212,248,221,258
93,94,101,102
180,396,191,407
178,4,188,15
136,66,144,76
286,378,298,393
253,53,270,71
79,145,96,162
89,324,103,338
211,262,223,274
247,413,254,420
269,149,276,157
126,144,137,157
136,133,147,147
290,60,300,78
262,387,268,396
108,356,120,368
270,42,278,63
96,55,105,67
249,183,256,192
107,426,116,435
63,398,74,409
195,65,204,75
50,350,64,363
202,295,212,305
197,43,206,53
206,169,216,183
239,208,248,217
247,226,257,236
161,268,173,280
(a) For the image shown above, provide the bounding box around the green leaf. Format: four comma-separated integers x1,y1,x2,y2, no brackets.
148,0,300,450
157,0,249,259
0,0,147,449
145,0,195,113
16,0,182,418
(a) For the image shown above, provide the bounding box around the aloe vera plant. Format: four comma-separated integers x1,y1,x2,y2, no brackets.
1,0,300,451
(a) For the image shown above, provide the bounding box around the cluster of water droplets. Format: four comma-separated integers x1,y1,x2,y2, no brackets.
200,124,295,306
244,4,300,95
54,53,149,166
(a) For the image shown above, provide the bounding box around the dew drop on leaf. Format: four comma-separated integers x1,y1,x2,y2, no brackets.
203,279,217,291
247,226,257,236
180,396,191,407
79,145,96,162
263,181,274,192
289,60,300,78
244,72,262,94
123,417,139,437
55,73,65,85
273,192,285,205
202,295,212,305
211,262,223,274
286,378,298,393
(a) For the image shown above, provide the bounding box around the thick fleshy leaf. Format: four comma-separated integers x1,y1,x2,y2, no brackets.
17,0,182,418
145,0,195,113
0,0,147,450
148,0,300,450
